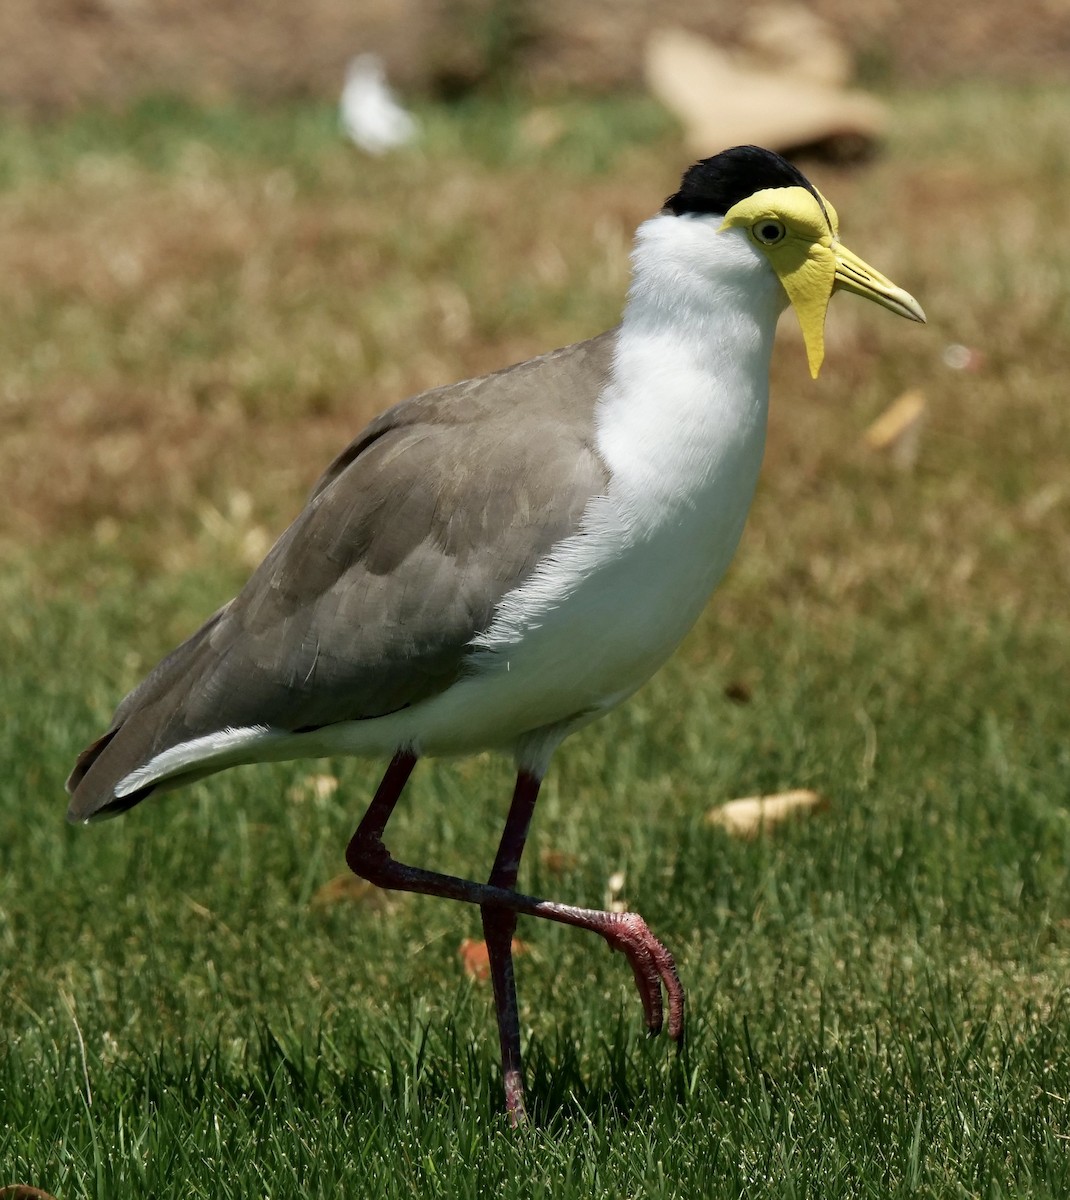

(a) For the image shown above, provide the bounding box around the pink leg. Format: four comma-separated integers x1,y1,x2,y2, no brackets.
345,752,685,1117
481,770,540,1124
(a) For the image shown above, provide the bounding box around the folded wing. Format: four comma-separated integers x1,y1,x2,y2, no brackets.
67,333,615,821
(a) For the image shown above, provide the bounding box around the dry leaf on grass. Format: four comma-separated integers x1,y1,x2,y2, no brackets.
287,773,339,803
458,937,529,981
706,790,828,839
520,108,566,149
1020,483,1065,525
605,869,627,914
863,389,927,471
539,848,580,875
310,874,385,910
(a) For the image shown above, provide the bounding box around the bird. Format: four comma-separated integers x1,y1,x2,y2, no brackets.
66,145,924,1123
339,53,418,156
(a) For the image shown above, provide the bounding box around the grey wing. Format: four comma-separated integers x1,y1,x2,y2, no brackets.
185,410,607,731
66,331,615,819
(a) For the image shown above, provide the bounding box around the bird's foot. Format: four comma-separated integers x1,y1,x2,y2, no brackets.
503,1066,528,1127
597,911,685,1042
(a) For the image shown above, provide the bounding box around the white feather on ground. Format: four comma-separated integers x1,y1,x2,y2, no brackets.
339,54,418,155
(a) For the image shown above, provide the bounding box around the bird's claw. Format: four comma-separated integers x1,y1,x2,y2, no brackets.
600,911,685,1042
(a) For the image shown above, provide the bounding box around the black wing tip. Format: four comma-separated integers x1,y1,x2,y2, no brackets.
66,783,156,825
664,145,817,218
66,727,120,795
65,724,157,824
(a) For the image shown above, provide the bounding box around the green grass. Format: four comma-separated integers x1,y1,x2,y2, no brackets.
2,85,1070,1197
4,593,1070,1197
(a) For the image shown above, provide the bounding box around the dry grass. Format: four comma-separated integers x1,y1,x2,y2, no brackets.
0,98,658,557
4,0,1069,115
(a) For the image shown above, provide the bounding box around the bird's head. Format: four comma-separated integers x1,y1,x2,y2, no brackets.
665,146,925,378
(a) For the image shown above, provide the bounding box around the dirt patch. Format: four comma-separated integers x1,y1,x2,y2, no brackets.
3,0,1069,114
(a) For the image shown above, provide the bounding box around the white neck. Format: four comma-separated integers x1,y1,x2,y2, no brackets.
596,213,787,540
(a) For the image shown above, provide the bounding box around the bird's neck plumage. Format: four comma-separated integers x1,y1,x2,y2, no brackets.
596,213,787,541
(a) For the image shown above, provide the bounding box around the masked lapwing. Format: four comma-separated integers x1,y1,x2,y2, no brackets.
67,145,924,1122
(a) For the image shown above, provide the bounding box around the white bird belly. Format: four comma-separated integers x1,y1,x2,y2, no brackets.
378,456,762,760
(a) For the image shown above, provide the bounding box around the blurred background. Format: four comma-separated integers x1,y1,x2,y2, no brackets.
1,0,1067,568
3,0,1069,110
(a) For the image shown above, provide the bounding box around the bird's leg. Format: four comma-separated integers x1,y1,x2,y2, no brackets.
346,754,684,1108
481,769,541,1125
344,749,419,877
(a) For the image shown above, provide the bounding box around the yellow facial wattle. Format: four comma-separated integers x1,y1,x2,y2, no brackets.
719,185,925,379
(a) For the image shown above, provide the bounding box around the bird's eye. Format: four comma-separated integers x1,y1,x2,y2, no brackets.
752,219,787,245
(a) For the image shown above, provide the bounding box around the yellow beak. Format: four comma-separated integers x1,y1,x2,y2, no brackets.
781,239,926,379
832,242,927,325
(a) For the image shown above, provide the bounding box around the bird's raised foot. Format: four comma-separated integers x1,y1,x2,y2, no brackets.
597,911,685,1042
